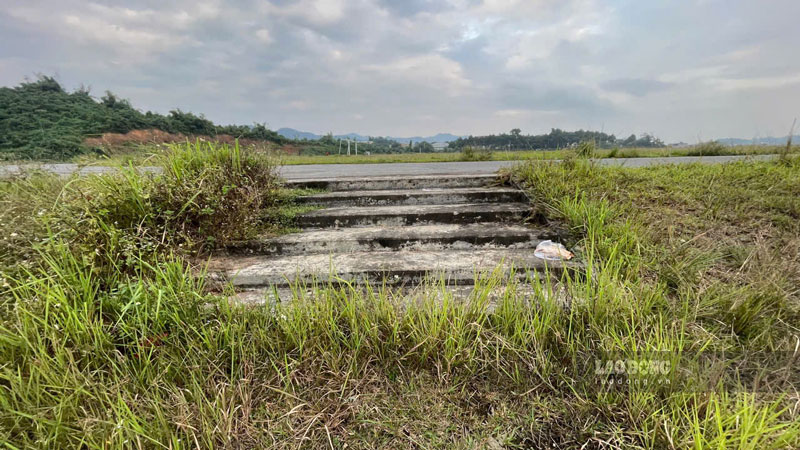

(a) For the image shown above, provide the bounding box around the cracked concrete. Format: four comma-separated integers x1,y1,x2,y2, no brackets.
227,223,560,256
296,187,526,207
210,248,575,288
208,171,577,298
296,202,531,228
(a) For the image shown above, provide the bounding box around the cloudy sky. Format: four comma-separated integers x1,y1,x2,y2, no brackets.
2,0,799,142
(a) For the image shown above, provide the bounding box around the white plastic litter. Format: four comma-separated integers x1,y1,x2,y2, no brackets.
534,240,574,261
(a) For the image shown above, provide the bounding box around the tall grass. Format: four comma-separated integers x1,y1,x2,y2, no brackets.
5,242,796,447
684,140,728,156
2,141,288,278
576,140,596,158
1,155,798,447
460,146,493,161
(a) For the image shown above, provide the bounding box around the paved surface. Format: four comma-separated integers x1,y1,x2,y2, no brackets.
282,154,777,178
0,154,779,180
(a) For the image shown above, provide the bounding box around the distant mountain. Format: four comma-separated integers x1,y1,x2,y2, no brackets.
277,128,462,143
276,128,323,140
717,135,799,146
400,133,462,144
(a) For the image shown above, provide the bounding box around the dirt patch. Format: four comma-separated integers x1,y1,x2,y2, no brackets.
83,129,300,155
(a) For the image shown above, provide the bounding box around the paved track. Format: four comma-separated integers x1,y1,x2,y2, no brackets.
0,154,779,180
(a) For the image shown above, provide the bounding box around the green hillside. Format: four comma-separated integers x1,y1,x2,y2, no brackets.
0,76,284,160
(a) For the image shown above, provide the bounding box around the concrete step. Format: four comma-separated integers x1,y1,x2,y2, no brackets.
227,223,559,256
297,187,526,207
297,203,531,228
208,248,577,288
285,174,499,191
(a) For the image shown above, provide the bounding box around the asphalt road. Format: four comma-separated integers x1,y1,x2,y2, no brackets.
0,154,779,180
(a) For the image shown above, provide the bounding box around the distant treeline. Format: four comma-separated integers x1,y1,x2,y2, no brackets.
0,76,285,160
447,128,664,150
296,134,437,155
1,76,668,160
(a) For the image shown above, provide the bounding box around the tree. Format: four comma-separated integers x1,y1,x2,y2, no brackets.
319,132,335,145
623,134,637,146
0,75,286,160
445,128,661,151
413,141,434,153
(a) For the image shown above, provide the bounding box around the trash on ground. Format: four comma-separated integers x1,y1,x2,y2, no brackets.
534,240,574,261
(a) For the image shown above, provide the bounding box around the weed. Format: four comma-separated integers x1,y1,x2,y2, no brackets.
779,119,797,165
576,140,596,158
685,140,729,156
460,146,493,161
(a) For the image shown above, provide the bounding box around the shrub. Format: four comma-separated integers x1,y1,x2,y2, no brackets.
685,140,728,156
50,141,283,274
152,140,283,244
460,146,492,161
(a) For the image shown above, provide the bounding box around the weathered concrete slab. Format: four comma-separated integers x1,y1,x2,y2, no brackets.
285,173,500,191
227,223,559,256
209,248,577,288
199,169,583,300
296,202,531,228
297,187,526,207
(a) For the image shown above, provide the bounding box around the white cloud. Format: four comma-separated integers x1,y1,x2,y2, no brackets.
712,72,800,91
255,28,273,44
1,0,799,141
493,109,530,117
267,0,347,26
364,54,471,95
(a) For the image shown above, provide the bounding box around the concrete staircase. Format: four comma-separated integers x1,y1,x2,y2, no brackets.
209,173,576,301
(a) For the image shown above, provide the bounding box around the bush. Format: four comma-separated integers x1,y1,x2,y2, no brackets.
152,140,283,245
43,141,283,274
685,141,728,156
460,146,492,161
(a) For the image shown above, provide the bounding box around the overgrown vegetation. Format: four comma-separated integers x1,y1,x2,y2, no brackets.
684,140,729,156
460,145,493,161
1,144,799,446
576,140,596,158
0,141,292,278
0,77,285,160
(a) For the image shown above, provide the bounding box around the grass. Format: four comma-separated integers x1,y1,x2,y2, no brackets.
1,148,799,447
264,144,794,165
19,143,792,167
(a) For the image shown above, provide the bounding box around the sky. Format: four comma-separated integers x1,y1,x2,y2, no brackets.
1,0,799,142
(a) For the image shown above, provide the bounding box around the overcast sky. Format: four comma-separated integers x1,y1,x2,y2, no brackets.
2,0,799,142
